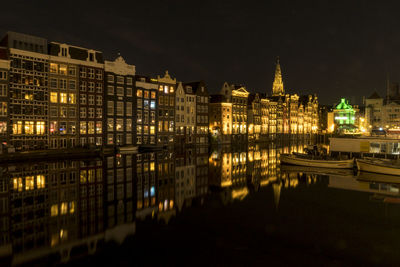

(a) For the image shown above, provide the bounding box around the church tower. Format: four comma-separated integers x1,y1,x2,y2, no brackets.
272,57,284,96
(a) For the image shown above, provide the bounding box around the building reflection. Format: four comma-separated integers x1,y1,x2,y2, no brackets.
0,141,318,265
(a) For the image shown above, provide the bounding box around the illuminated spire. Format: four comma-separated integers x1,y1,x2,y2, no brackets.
272,57,284,96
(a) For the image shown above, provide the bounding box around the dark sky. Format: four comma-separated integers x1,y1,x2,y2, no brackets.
1,0,400,104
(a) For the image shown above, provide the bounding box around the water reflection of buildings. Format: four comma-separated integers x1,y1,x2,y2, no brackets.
0,143,321,265
0,156,137,265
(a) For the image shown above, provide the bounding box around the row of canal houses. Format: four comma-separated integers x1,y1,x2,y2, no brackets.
0,31,319,152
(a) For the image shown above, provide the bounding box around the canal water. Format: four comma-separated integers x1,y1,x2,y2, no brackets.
2,142,400,266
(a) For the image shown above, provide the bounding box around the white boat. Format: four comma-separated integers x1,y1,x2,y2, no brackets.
280,154,354,169
356,158,400,176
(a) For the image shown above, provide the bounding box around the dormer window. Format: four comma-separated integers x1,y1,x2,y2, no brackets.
61,47,68,57
89,52,95,62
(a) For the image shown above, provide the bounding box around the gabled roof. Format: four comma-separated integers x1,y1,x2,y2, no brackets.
367,91,382,99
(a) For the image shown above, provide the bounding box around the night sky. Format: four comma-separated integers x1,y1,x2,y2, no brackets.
1,0,400,105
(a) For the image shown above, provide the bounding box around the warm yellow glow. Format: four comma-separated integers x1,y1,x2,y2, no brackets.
150,162,155,171
24,94,33,100
59,65,67,75
60,93,67,103
13,178,22,192
51,204,58,216
36,121,45,135
25,176,34,190
50,92,58,103
232,187,249,200
88,169,95,183
61,202,68,215
36,175,45,189
169,200,174,209
50,63,58,73
24,121,34,134
158,202,163,211
51,234,59,247
80,170,87,183
69,201,75,214
60,229,67,240
69,93,76,104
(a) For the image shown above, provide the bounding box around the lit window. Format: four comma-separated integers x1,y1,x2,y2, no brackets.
150,126,155,135
107,118,114,131
36,175,45,189
137,89,143,97
69,93,75,104
88,121,95,134
170,86,174,93
59,65,67,75
25,176,34,190
151,91,156,99
0,122,6,133
36,121,45,135
50,92,58,103
69,201,75,214
13,121,23,134
24,121,34,134
159,85,163,91
164,85,168,94
80,122,87,134
96,121,102,134
116,119,123,131
50,63,58,73
60,93,67,103
51,204,58,216
61,202,68,215
80,170,87,183
13,178,22,192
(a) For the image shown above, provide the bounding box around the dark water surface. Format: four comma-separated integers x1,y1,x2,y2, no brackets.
2,143,400,266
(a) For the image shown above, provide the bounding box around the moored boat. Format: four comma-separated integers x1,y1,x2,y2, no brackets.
356,158,400,176
280,153,354,169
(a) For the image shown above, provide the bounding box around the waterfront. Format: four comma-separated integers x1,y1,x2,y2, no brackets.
2,142,400,266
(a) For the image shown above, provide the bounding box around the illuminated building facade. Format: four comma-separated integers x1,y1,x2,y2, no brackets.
135,75,158,146
268,59,319,137
0,57,10,145
76,48,104,147
182,83,196,144
221,82,249,143
260,98,270,141
1,32,49,150
104,56,135,147
330,98,358,132
209,95,232,144
48,43,79,149
175,82,196,145
189,81,209,148
157,71,176,146
247,93,262,142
